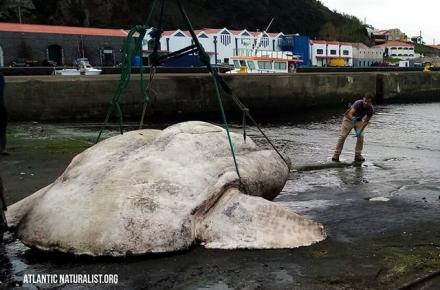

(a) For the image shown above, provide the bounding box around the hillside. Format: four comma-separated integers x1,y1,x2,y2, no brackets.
0,0,369,43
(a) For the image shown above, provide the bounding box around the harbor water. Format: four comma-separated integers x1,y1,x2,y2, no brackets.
0,102,439,289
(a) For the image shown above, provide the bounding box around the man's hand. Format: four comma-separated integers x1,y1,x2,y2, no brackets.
352,116,362,122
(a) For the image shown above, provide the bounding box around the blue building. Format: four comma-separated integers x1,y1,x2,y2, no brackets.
279,35,311,66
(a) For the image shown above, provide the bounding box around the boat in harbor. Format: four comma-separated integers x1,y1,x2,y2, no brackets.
77,58,102,75
229,49,303,73
54,68,81,76
54,58,102,76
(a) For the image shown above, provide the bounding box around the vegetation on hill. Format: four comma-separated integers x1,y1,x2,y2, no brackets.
0,0,370,43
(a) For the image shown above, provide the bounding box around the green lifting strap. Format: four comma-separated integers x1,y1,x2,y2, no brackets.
96,0,241,179
96,0,159,143
177,0,240,178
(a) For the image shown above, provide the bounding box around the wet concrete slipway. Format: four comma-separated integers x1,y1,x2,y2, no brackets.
0,102,439,290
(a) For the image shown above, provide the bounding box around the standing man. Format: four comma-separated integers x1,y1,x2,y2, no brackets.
0,72,7,155
332,93,374,162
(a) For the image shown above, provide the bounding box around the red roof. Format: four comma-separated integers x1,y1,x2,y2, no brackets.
161,28,284,38
0,22,127,37
339,42,355,46
267,32,282,37
374,41,414,47
162,30,190,37
429,45,440,49
200,28,224,34
310,40,327,45
228,29,243,35
310,40,341,45
163,31,174,36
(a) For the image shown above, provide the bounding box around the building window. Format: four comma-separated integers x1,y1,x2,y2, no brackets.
359,61,362,66
174,32,185,37
330,49,337,55
317,49,324,55
274,62,287,70
241,38,253,46
220,31,231,46
198,34,208,38
233,60,240,68
343,50,349,56
247,60,256,70
257,61,272,70
262,37,270,47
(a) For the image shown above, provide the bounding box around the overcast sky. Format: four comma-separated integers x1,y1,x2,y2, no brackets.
320,0,439,45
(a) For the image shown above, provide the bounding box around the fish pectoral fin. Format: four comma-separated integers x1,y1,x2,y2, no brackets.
196,188,326,249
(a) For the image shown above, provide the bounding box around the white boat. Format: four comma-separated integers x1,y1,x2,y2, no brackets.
229,49,303,73
54,58,102,76
54,68,81,76
76,58,102,75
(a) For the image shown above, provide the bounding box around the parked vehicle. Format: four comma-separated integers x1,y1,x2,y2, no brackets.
10,58,39,67
41,59,58,67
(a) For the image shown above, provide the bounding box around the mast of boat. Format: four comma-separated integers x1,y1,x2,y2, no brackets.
253,18,274,56
77,39,81,59
81,35,85,58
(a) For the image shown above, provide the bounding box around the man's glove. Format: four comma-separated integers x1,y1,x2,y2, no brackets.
353,128,362,138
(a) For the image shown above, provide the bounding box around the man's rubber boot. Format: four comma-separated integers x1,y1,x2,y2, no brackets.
332,155,340,162
354,155,365,162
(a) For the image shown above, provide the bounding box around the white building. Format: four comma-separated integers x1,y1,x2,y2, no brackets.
310,40,353,67
142,27,285,65
352,43,384,67
373,41,419,61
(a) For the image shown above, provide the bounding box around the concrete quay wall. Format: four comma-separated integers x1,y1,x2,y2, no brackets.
4,72,440,121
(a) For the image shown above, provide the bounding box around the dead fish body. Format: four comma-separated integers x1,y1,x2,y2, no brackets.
7,121,326,256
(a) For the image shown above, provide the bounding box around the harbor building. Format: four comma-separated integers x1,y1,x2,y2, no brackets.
0,22,127,67
352,43,384,67
278,34,311,67
142,27,286,65
372,28,408,45
309,40,353,67
374,41,419,61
